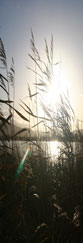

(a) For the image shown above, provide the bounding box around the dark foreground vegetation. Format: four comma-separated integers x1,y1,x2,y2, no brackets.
0,34,83,242
1,137,83,242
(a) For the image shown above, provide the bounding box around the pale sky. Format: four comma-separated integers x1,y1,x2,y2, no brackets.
0,0,83,125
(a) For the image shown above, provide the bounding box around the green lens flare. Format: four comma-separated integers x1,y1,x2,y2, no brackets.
16,146,31,177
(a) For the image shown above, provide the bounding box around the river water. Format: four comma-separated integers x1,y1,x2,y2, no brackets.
13,140,64,162
2,140,62,161
1,140,80,163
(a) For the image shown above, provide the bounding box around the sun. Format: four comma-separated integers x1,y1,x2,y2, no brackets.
38,64,69,119
44,65,68,109
48,78,60,106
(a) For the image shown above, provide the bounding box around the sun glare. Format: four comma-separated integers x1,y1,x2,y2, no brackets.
48,79,60,106
44,65,68,108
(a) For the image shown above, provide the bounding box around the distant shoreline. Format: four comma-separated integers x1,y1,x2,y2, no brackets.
0,135,76,142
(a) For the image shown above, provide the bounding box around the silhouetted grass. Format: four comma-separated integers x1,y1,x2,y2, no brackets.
0,34,83,242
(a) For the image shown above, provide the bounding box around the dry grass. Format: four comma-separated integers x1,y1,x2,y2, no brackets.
0,33,83,242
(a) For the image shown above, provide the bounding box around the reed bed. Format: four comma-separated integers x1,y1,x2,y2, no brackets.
0,34,83,242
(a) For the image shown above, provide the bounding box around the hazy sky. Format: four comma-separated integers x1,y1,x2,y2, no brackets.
0,0,83,124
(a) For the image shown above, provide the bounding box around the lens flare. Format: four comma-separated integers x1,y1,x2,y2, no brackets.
16,146,31,177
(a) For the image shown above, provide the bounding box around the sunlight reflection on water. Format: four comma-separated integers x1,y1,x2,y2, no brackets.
18,140,62,163
47,141,61,160
2,140,80,165
5,140,62,163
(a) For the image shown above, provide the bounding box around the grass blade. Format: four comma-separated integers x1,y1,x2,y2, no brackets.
0,84,9,95
32,120,44,128
0,99,13,103
12,128,30,138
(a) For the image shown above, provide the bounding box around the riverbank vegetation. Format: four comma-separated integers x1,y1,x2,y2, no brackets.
0,34,83,242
